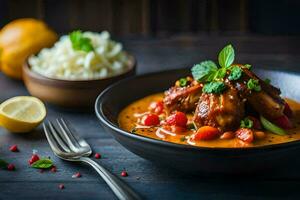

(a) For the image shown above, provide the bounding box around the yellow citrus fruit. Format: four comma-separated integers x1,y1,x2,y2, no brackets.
0,18,57,79
0,96,46,133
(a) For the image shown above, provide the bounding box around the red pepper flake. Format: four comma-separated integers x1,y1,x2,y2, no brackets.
72,172,82,178
51,166,57,173
7,163,15,171
9,145,19,152
121,170,128,177
28,154,40,165
94,153,101,159
59,184,65,190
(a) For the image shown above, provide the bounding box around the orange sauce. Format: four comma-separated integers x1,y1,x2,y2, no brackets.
118,93,300,148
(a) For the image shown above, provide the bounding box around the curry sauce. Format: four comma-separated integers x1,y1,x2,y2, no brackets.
118,93,300,148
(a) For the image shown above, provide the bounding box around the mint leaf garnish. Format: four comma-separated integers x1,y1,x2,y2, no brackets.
191,60,218,82
218,44,235,68
240,117,253,128
203,81,226,94
228,66,243,81
69,30,94,52
31,158,53,169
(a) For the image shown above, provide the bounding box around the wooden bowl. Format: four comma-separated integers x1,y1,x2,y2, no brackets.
23,55,136,108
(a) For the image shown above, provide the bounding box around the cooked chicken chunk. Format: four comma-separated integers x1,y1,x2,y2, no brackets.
193,86,245,131
163,80,202,112
233,68,285,119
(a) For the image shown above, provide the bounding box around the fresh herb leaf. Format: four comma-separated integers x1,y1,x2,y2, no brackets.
187,123,196,130
69,30,94,52
203,81,226,94
240,117,253,128
179,78,188,87
218,44,235,68
0,159,8,169
228,66,243,81
31,158,53,169
244,64,252,69
215,68,227,80
131,128,137,134
264,78,271,84
247,79,261,92
191,60,218,82
180,136,186,142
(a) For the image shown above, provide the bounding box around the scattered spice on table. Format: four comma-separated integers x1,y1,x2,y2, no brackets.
7,163,15,171
9,145,19,152
94,153,101,159
59,184,65,190
28,154,40,165
51,166,57,173
121,170,128,177
72,172,82,178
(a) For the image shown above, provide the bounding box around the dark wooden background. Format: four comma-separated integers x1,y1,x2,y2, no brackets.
0,0,299,36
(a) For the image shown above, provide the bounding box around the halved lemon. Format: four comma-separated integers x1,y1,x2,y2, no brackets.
0,96,46,133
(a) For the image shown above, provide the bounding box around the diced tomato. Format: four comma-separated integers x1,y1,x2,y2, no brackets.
166,112,188,127
171,125,186,133
274,115,293,129
235,128,254,143
247,116,262,129
193,126,221,141
283,102,293,118
220,131,235,139
148,101,164,114
142,114,160,126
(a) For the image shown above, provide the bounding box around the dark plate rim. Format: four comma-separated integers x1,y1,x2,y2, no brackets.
95,68,300,152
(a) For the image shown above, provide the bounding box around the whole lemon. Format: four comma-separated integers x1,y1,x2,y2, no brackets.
0,18,57,79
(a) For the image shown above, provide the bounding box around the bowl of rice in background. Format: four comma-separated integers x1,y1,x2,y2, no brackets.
23,30,136,108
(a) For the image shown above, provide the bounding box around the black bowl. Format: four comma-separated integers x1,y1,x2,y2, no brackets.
95,68,300,174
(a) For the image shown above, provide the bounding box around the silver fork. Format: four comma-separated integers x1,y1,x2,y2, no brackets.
43,118,141,200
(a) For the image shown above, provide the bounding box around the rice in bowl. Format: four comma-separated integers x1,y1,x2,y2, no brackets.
29,31,130,80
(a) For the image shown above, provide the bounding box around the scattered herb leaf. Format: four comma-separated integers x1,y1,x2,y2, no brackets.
191,61,218,82
215,68,227,80
0,159,8,169
247,79,261,92
264,78,271,84
69,30,94,52
180,136,186,142
131,128,137,134
218,44,235,68
179,78,188,87
187,123,196,130
31,158,53,169
240,117,253,128
228,66,243,81
203,81,226,94
244,64,252,69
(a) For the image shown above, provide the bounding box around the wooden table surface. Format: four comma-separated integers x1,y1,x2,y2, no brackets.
1,35,300,200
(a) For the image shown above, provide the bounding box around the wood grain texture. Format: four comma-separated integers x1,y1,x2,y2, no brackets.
0,36,300,199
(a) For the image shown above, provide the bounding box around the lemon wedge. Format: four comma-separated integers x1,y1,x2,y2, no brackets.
0,96,46,133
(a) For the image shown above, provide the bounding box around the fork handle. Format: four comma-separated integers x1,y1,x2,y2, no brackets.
80,157,141,200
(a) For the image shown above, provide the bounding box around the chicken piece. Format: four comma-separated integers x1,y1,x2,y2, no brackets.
163,80,202,112
193,87,245,131
233,68,285,120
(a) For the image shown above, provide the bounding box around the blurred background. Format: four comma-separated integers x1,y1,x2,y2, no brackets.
0,0,299,37
0,0,299,75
